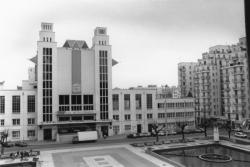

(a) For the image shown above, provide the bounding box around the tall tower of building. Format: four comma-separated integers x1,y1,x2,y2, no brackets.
92,27,113,135
37,23,57,140
194,38,249,126
178,62,197,97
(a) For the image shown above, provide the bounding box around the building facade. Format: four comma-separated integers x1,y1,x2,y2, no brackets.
178,62,197,98
0,90,37,141
0,23,195,141
112,87,195,135
179,37,250,126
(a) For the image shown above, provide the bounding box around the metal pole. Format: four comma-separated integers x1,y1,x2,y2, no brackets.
164,85,167,134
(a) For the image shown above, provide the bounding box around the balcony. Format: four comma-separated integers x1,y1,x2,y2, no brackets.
57,110,95,115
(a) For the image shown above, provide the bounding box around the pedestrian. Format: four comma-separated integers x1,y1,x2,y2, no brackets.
20,151,23,161
29,149,33,156
10,153,15,160
15,151,20,158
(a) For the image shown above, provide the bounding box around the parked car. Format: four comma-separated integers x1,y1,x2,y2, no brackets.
167,130,177,135
193,128,205,133
234,132,247,138
233,128,242,132
15,141,28,147
158,131,167,136
127,133,139,138
2,142,15,147
139,132,151,137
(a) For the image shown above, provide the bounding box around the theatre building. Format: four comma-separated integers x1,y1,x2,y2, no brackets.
0,23,195,142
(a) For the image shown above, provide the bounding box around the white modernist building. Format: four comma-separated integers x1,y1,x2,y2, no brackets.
0,23,195,142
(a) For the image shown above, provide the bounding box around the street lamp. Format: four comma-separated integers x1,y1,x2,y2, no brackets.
162,85,168,135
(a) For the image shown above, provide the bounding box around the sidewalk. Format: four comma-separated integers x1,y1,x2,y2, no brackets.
26,134,127,146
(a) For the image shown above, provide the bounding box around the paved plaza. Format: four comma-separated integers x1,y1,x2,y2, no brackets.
39,144,173,167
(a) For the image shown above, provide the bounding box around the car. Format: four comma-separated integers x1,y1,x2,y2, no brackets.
194,128,205,133
233,128,242,132
158,131,166,136
127,133,139,138
15,141,28,147
139,132,151,137
167,130,177,135
234,132,247,138
2,142,15,147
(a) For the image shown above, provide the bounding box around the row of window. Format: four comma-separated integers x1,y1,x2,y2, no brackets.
59,95,93,105
0,130,36,139
59,95,94,111
112,94,153,111
99,50,109,120
0,95,35,114
58,115,95,122
157,102,194,109
43,48,53,122
119,121,195,132
113,112,194,121
0,118,35,126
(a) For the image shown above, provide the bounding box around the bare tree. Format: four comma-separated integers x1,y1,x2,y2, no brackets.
224,120,232,139
200,119,209,137
151,122,165,142
176,121,188,141
0,130,9,155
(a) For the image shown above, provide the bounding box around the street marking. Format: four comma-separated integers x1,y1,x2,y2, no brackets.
83,155,124,167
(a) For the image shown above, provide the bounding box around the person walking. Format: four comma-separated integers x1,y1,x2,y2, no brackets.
20,151,23,161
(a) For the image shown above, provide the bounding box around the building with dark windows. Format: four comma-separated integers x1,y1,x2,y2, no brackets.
0,23,195,141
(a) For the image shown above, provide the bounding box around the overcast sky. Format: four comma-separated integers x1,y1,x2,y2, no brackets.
0,0,245,89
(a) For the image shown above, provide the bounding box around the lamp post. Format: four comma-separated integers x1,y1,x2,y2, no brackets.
162,85,168,135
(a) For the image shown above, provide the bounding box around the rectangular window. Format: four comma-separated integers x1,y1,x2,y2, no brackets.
58,117,70,122
12,96,20,113
27,118,35,125
0,119,4,126
113,126,120,135
27,130,35,137
71,95,82,111
112,94,119,110
59,95,69,105
83,95,94,110
28,95,35,112
158,113,165,119
157,103,165,109
135,94,142,110
113,115,119,120
147,113,153,119
124,114,131,121
12,131,20,138
59,95,70,111
12,119,20,126
124,94,130,110
125,125,131,131
136,114,142,120
146,94,153,109
0,96,5,113
72,116,82,121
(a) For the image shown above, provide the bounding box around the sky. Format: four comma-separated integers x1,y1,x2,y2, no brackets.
0,0,245,89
